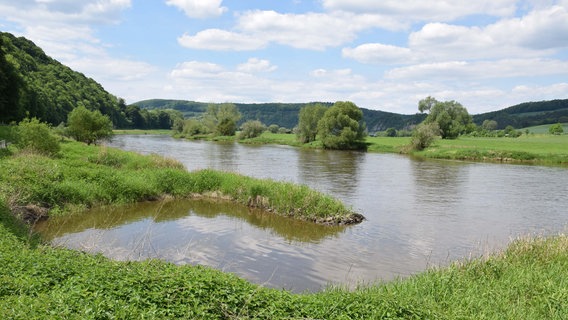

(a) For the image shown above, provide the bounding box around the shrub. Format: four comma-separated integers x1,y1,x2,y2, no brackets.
410,122,440,151
15,117,60,156
238,120,266,139
549,123,564,135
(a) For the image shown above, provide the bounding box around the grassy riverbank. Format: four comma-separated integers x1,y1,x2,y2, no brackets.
0,140,360,225
1,204,566,318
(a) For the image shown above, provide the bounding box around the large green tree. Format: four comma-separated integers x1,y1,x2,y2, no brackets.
296,103,327,143
317,101,367,150
419,97,472,139
67,105,113,145
206,103,241,136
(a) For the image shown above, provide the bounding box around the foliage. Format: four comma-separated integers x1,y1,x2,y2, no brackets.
549,123,564,135
15,117,60,156
67,105,113,145
385,127,397,137
317,101,367,150
238,120,266,140
420,97,473,139
180,118,211,137
473,99,568,129
481,119,498,131
296,103,327,143
410,122,440,151
267,124,279,133
206,103,241,136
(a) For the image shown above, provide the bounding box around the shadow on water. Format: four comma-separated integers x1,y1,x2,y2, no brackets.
34,199,347,244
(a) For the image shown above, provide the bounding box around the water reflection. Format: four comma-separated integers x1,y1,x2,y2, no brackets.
35,199,346,244
297,149,363,197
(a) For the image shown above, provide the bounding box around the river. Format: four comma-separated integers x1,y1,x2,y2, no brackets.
34,135,568,292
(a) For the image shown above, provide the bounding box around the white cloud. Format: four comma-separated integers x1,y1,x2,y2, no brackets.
235,10,401,49
177,29,265,51
165,0,227,18
321,0,517,21
0,0,131,24
342,43,413,64
237,58,277,73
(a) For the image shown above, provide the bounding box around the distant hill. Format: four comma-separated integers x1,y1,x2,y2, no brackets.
133,99,427,131
473,99,568,129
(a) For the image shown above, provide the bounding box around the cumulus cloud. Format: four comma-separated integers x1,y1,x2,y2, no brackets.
385,59,568,80
342,43,413,64
165,0,227,19
237,58,277,73
321,0,517,21
177,29,265,51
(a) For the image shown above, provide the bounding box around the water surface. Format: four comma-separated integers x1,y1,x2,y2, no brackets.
35,135,568,292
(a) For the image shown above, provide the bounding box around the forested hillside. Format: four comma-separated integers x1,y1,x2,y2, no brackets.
0,32,180,129
473,99,568,129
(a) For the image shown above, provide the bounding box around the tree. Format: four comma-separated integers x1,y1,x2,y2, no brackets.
67,105,113,145
296,103,327,143
238,120,266,139
206,103,241,136
418,96,437,113
385,127,397,137
267,124,279,133
410,122,440,151
482,119,498,131
16,117,60,156
317,101,367,150
549,123,564,135
420,97,472,139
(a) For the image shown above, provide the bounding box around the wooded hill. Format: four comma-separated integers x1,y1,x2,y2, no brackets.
2,31,566,132
0,32,179,130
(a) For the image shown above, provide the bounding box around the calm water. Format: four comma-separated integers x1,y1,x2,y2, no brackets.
35,135,568,292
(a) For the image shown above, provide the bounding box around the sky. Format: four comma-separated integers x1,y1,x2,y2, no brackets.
1,0,567,114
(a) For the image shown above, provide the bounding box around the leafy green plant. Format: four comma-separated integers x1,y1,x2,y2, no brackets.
15,117,60,156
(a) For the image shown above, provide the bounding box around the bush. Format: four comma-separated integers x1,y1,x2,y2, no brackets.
410,122,440,151
238,120,266,139
549,123,564,135
15,117,60,156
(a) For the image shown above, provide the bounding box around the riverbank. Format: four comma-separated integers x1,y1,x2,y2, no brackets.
249,133,568,166
1,203,566,318
0,141,361,225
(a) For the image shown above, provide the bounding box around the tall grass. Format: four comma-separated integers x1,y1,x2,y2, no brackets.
0,140,359,224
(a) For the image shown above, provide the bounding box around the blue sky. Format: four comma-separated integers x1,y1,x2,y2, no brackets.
1,0,567,114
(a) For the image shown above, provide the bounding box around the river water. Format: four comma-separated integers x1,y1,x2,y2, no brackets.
35,135,568,292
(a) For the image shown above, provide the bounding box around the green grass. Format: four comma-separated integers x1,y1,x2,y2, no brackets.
0,141,359,224
415,135,568,165
1,200,567,318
